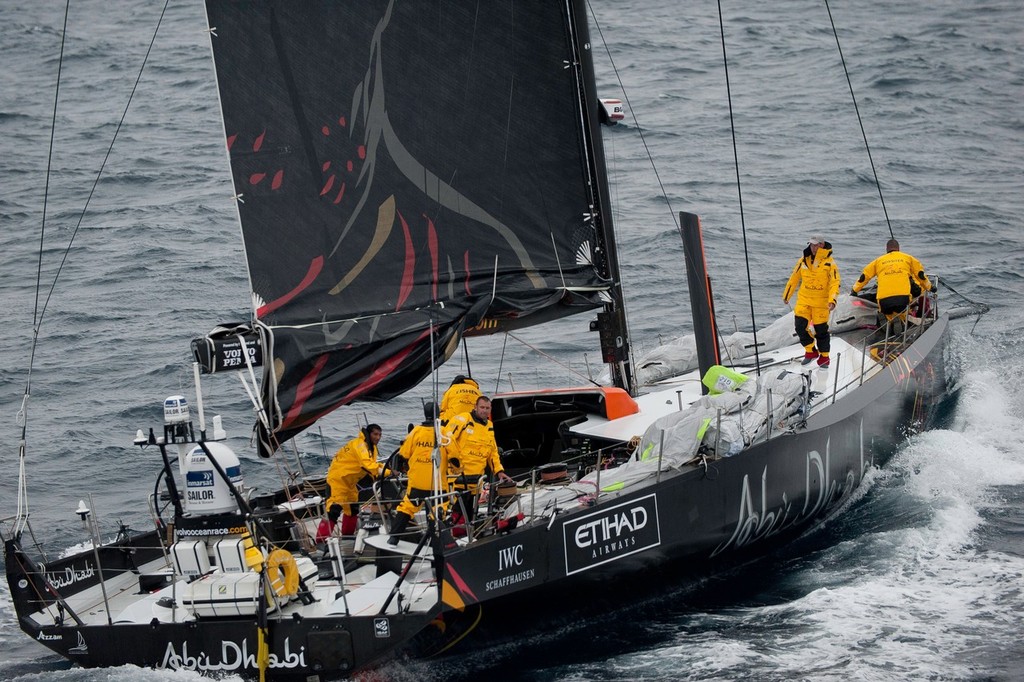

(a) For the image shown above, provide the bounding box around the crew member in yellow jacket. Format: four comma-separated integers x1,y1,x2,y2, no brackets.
388,402,448,545
782,235,841,369
852,239,931,324
444,396,513,522
439,375,480,424
326,424,384,536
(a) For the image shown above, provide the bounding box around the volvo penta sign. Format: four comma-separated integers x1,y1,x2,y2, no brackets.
563,494,661,575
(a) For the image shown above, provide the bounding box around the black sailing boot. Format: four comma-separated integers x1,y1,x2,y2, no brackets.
388,511,411,546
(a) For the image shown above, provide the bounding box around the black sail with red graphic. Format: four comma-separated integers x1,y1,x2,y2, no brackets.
204,0,620,455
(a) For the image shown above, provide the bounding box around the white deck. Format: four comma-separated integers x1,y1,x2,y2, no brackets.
570,336,883,444
26,548,437,628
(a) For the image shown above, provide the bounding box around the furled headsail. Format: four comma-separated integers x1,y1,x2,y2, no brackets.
205,0,619,455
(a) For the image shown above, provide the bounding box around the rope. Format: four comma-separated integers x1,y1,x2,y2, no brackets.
824,0,894,240
586,0,679,232
494,333,509,394
15,0,171,533
35,0,171,340
506,332,601,387
716,1,762,377
15,0,73,538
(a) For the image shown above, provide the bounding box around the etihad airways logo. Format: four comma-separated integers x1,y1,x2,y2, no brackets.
562,494,660,575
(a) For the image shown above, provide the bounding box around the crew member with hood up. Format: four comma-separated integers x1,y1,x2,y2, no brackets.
325,424,385,536
852,238,931,324
440,375,480,424
782,235,841,369
388,402,448,545
444,396,513,523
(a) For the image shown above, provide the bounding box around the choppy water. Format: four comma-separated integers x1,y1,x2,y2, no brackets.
1,0,1022,680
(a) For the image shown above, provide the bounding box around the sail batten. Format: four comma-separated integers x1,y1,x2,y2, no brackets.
206,0,617,453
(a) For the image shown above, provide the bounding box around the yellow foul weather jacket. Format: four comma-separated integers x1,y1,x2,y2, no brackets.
852,250,931,299
398,423,446,492
440,377,481,423
325,435,382,512
328,435,380,478
444,412,504,478
782,242,841,309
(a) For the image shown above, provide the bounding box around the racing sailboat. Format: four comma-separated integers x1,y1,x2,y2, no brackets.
3,1,963,680
2,1,634,678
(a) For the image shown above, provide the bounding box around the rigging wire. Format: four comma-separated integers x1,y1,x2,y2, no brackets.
33,2,70,336
16,0,73,535
494,333,510,395
506,332,601,387
824,0,895,240
587,0,679,232
578,2,642,395
16,0,171,532
716,1,762,376
936,280,991,335
35,0,172,340
19,0,69,533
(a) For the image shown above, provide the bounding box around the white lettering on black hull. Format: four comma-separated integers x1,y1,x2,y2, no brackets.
160,638,305,672
563,494,660,576
43,564,96,589
486,569,537,591
485,543,536,592
713,432,860,557
497,544,524,571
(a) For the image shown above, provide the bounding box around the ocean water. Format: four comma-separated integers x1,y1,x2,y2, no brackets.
1,0,1022,680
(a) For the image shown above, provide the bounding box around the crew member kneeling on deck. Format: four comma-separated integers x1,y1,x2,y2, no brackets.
851,238,931,327
783,235,841,369
325,424,386,536
444,396,513,525
388,402,448,546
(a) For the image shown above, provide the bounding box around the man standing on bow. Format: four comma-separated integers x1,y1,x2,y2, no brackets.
782,235,841,369
852,238,931,327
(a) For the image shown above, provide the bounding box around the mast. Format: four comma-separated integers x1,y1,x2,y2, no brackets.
568,0,635,395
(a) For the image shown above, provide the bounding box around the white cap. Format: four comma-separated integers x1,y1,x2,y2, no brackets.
808,235,824,245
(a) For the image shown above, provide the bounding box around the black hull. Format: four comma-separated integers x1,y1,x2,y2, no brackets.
3,318,949,676
8,603,426,680
3,533,434,680
4,516,437,680
438,318,949,630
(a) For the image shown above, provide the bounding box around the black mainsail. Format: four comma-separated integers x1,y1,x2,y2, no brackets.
205,1,625,455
